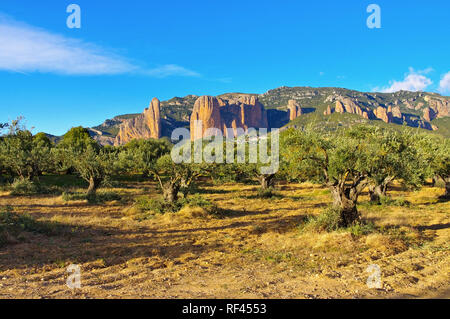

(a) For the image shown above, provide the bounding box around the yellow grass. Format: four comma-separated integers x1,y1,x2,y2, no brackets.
0,181,448,299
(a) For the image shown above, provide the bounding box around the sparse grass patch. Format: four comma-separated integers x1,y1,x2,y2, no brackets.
299,207,342,233
256,187,276,198
0,207,64,247
126,194,221,220
62,191,121,203
379,196,411,207
9,178,60,196
299,207,377,236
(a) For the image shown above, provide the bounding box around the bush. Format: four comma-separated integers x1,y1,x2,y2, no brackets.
130,196,181,219
257,187,276,198
379,196,410,207
0,208,62,247
300,207,342,233
129,194,220,220
9,178,41,196
347,222,376,236
300,207,377,235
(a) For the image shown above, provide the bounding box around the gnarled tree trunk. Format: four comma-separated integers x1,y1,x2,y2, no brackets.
444,176,450,199
87,176,102,197
162,181,180,203
368,177,392,204
330,186,360,227
258,174,275,190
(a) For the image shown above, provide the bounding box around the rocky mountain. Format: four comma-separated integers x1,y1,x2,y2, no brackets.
86,87,450,145
115,98,161,145
190,95,268,140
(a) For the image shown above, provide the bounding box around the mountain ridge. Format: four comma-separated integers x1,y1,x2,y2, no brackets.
82,86,450,144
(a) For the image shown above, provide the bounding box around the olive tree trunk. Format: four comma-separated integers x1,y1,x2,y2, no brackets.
330,186,360,226
87,176,102,197
368,177,392,203
258,174,275,190
444,177,450,199
162,181,180,203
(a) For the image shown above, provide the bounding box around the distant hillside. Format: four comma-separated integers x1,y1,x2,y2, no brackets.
84,87,450,144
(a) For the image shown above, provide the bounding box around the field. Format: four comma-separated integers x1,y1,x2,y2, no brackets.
0,177,449,299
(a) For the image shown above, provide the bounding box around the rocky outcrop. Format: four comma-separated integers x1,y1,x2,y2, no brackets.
424,95,450,119
334,98,367,117
190,95,269,140
423,107,435,122
374,106,392,123
288,100,302,121
391,106,402,119
190,96,223,140
114,98,161,145
335,101,345,113
323,105,333,116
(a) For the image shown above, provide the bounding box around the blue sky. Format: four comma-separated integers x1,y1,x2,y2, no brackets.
0,0,449,135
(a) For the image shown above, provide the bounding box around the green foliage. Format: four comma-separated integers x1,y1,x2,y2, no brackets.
131,194,219,220
346,222,377,237
0,120,54,180
118,138,171,175
132,196,182,218
379,196,411,207
257,186,276,198
299,207,376,235
300,207,342,233
58,127,95,152
62,190,121,203
9,178,41,196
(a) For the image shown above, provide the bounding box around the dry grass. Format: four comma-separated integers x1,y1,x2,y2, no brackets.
0,180,448,299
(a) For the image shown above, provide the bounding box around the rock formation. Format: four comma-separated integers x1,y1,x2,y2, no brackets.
190,96,223,140
374,106,392,123
335,101,345,113
391,106,402,119
190,95,269,140
288,100,302,121
114,98,161,145
424,95,450,118
323,105,333,116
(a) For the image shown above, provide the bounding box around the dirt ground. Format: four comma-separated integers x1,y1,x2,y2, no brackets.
0,181,449,299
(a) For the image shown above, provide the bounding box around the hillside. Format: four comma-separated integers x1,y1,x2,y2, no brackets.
85,87,450,144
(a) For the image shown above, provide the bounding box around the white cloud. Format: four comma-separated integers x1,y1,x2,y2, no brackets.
438,71,450,94
374,68,433,93
144,64,200,78
0,15,199,77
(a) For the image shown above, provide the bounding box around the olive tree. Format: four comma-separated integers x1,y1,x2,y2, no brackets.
118,138,171,177
353,128,426,203
70,144,118,197
281,127,375,226
418,135,450,199
0,121,53,180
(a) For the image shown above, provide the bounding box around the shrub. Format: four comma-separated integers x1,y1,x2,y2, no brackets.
300,207,342,233
347,222,376,236
130,196,181,220
379,196,411,207
257,187,276,198
9,178,41,196
300,207,377,235
62,191,121,203
128,194,220,220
